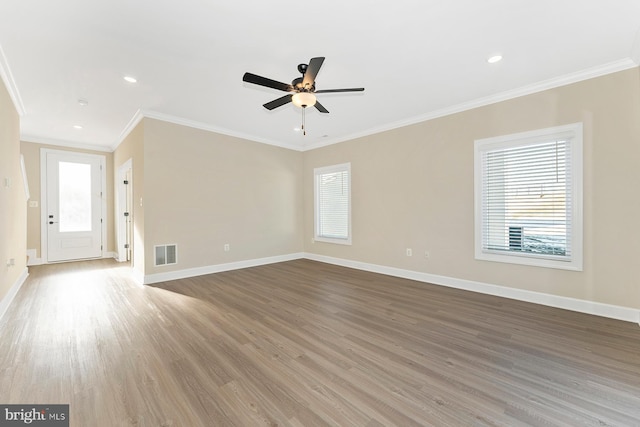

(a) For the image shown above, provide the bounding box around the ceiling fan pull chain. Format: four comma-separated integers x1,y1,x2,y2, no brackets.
302,107,306,136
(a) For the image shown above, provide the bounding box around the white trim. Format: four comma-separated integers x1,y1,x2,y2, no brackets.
22,135,113,153
11,60,637,155
314,162,352,245
136,60,637,153
20,154,29,200
111,109,144,151
304,253,640,325
0,268,28,321
131,267,144,286
5,253,638,325
301,59,638,152
140,110,304,152
631,28,640,65
26,249,43,266
143,253,304,285
474,123,583,271
0,43,25,116
116,159,133,263
40,148,108,263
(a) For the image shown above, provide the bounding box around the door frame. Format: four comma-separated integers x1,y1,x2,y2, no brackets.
116,158,132,263
40,148,107,263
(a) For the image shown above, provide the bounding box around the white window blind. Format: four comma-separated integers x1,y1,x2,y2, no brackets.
314,163,351,244
475,123,583,270
483,140,570,256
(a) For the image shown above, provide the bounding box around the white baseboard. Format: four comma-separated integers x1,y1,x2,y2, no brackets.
113,254,129,262
0,268,29,321
304,253,640,325
26,249,42,266
28,250,117,265
143,252,305,285
12,250,640,325
131,267,144,286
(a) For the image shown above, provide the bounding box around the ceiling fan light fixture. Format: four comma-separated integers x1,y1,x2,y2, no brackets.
291,92,316,108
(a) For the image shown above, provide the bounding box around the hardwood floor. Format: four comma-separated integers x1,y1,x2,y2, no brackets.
1,259,639,426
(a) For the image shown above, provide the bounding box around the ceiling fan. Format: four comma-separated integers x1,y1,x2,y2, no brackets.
242,57,364,134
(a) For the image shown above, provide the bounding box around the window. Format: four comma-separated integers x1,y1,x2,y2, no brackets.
474,123,583,270
314,163,351,245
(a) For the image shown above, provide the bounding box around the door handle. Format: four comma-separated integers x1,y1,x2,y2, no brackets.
49,221,58,224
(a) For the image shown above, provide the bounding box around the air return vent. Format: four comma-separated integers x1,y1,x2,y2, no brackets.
155,244,177,266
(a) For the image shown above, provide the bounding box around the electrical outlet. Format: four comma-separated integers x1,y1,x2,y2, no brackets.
406,248,412,257
224,244,230,252
28,201,39,208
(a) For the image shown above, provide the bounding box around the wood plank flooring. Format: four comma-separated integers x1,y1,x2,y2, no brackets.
1,258,639,426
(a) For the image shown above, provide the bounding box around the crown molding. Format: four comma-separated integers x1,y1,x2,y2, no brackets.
141,110,305,152
112,109,305,152
41,57,640,155
0,43,25,116
302,58,639,152
631,27,640,65
110,108,144,151
21,134,112,152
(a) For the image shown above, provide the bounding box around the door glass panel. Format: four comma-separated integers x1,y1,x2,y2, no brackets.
59,161,92,232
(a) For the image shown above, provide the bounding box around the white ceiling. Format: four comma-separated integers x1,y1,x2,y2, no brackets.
1,0,639,152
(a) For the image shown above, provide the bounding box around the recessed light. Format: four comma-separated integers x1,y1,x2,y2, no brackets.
78,99,89,106
73,125,83,130
293,127,301,132
487,55,503,64
123,76,137,83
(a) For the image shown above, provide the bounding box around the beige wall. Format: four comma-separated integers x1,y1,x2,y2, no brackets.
20,141,115,260
113,121,145,276
303,68,640,310
0,76,27,303
143,118,304,275
7,66,637,315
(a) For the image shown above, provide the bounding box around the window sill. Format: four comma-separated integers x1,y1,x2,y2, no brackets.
314,236,352,246
476,250,582,271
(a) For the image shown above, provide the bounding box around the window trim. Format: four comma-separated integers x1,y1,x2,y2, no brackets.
474,123,583,271
314,162,352,245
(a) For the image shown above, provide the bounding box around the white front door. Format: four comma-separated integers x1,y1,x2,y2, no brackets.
44,150,105,262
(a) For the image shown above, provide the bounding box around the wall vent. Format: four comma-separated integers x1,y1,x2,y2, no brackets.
155,244,177,266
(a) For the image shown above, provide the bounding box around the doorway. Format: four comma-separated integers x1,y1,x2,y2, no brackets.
41,149,106,263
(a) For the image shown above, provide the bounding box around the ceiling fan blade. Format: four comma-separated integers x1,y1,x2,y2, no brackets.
314,88,365,93
302,57,325,89
314,101,329,114
263,94,293,110
243,72,293,92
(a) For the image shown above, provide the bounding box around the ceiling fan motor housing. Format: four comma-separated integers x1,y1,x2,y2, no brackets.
292,77,314,91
